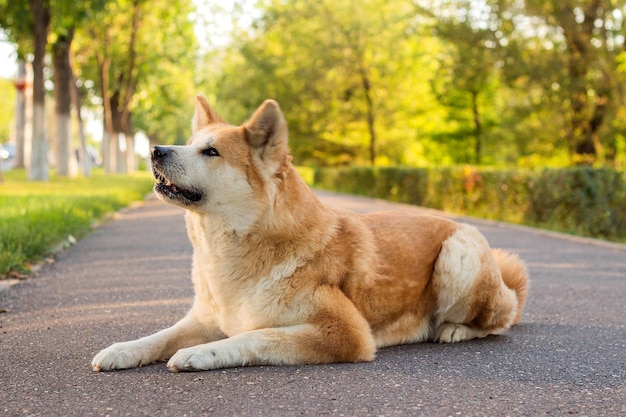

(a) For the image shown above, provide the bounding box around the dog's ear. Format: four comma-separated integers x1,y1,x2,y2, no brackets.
244,100,288,163
193,94,227,133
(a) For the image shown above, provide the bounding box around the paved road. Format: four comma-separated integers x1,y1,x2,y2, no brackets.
1,191,625,417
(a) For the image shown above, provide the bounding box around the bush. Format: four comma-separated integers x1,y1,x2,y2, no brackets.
525,168,626,240
307,165,626,243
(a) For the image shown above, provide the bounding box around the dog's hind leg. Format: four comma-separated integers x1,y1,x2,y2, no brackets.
92,313,225,371
431,224,518,343
167,288,376,371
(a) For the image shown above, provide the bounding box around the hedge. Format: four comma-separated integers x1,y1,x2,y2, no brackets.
307,166,626,243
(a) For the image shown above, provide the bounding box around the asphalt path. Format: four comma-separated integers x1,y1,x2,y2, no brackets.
1,191,625,417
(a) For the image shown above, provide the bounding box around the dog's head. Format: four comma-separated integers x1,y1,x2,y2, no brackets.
151,95,290,228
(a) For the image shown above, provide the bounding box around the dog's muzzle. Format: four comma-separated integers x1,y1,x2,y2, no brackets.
151,146,203,204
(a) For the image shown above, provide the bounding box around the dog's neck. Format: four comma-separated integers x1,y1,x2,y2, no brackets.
185,166,338,262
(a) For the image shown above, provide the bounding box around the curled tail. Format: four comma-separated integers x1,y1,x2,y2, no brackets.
492,249,529,325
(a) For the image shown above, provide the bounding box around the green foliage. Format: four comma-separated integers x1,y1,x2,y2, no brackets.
4,0,626,169
429,0,502,165
492,0,626,165
73,0,198,145
525,168,626,240
129,0,198,145
213,0,441,167
0,0,32,56
204,0,626,168
0,169,153,277
310,166,626,242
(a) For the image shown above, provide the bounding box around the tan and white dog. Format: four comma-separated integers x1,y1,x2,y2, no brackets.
92,96,529,372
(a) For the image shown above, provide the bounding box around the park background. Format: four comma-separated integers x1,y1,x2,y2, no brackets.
1,0,625,277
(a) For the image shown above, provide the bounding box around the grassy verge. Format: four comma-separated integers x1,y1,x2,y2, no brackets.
0,169,154,278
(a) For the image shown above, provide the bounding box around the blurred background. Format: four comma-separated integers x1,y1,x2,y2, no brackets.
1,0,626,180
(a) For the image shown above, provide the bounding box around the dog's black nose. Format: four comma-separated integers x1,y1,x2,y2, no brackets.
152,146,169,160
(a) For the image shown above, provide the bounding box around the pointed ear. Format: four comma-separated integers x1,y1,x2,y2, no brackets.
244,100,289,168
193,94,227,133
244,99,288,149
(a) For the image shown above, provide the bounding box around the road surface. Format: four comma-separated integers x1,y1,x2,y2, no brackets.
1,191,625,416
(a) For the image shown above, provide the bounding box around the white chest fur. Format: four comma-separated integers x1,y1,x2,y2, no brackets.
191,250,308,337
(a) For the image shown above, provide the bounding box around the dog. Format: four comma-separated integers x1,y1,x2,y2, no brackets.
92,95,529,372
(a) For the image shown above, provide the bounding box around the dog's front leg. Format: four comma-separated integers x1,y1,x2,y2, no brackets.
92,313,224,371
167,317,376,372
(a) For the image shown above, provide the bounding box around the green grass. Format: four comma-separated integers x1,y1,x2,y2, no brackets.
0,169,154,278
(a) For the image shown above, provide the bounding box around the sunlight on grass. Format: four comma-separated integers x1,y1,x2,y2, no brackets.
0,169,154,277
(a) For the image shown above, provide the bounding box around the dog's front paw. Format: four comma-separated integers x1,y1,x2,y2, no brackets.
167,346,212,372
167,345,236,372
91,342,149,371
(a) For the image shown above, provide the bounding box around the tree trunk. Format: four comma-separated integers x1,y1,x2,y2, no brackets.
52,28,75,177
95,1,142,174
111,92,127,173
14,59,27,169
115,133,127,174
359,64,377,166
28,0,50,181
104,130,116,174
69,52,90,177
471,89,482,165
100,65,115,174
118,0,141,173
126,130,136,172
94,25,115,175
559,0,603,165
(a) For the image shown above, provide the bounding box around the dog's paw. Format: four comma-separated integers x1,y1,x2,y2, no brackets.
167,346,214,372
167,345,237,372
91,342,149,371
435,323,473,343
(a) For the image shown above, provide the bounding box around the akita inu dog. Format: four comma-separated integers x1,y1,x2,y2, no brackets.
92,95,528,372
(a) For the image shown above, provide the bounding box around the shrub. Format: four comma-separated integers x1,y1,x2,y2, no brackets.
525,168,626,240
307,165,625,243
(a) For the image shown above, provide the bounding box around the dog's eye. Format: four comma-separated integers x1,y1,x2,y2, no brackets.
202,147,219,157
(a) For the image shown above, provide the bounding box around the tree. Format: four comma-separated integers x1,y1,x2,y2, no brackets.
75,0,145,173
75,0,197,172
492,0,626,165
129,1,198,147
214,0,430,166
50,0,108,177
427,0,501,165
51,25,74,176
14,59,27,170
28,0,50,180
0,1,32,171
0,0,51,180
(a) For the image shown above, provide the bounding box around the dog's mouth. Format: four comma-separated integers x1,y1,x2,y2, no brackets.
152,166,203,204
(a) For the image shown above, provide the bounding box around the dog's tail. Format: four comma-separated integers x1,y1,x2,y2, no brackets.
492,249,529,325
